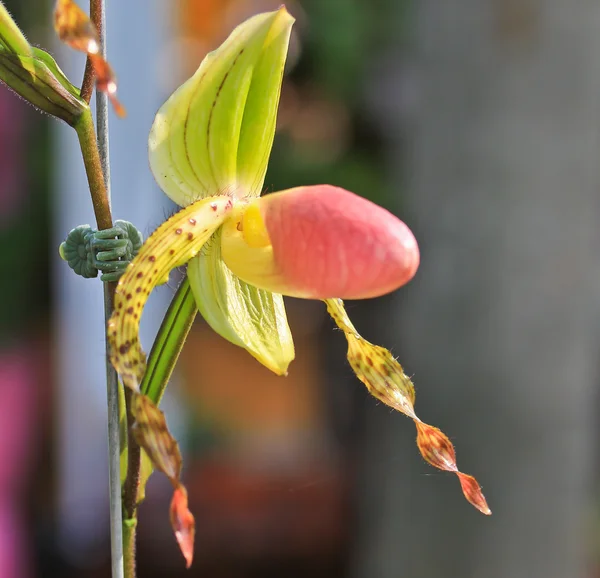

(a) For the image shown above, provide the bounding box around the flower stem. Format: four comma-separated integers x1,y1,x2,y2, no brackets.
122,386,141,575
81,0,102,103
75,109,112,230
123,515,138,578
75,0,134,574
76,108,126,578
93,0,135,575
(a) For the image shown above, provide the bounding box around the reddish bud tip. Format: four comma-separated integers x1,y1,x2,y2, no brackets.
170,486,196,568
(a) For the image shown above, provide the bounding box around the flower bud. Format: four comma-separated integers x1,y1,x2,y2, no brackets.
0,46,87,125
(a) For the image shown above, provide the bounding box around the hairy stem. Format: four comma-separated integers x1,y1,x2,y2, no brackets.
123,516,137,578
80,56,94,103
75,110,112,229
123,387,141,520
122,387,140,578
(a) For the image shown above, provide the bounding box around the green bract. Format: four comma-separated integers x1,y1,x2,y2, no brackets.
0,1,87,125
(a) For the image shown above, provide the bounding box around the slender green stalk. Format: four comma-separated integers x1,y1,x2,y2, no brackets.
141,277,198,404
122,515,137,578
120,277,197,564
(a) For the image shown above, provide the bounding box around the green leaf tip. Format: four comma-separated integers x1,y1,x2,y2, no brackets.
0,1,32,57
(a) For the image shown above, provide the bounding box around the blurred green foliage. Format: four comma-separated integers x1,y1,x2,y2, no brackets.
0,0,51,344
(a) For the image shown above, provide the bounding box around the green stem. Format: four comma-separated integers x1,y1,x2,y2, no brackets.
75,109,113,230
123,516,137,578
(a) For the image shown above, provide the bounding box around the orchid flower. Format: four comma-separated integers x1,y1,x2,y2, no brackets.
108,6,489,566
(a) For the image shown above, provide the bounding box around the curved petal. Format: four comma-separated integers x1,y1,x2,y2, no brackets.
148,8,294,206
325,298,491,515
188,228,294,376
220,185,420,299
108,196,234,391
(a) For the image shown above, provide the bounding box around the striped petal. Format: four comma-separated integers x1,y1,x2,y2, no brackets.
220,185,420,299
188,228,294,375
148,8,294,206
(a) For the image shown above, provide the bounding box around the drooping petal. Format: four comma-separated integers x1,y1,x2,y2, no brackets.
170,486,195,568
325,298,491,515
108,196,234,391
188,228,294,375
221,185,420,300
148,8,294,207
131,392,196,566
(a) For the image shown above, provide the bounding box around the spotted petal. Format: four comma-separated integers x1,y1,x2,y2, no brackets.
325,298,491,515
148,7,294,206
108,196,234,391
188,228,294,375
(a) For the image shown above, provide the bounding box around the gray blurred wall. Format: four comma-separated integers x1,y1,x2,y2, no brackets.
355,2,600,577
